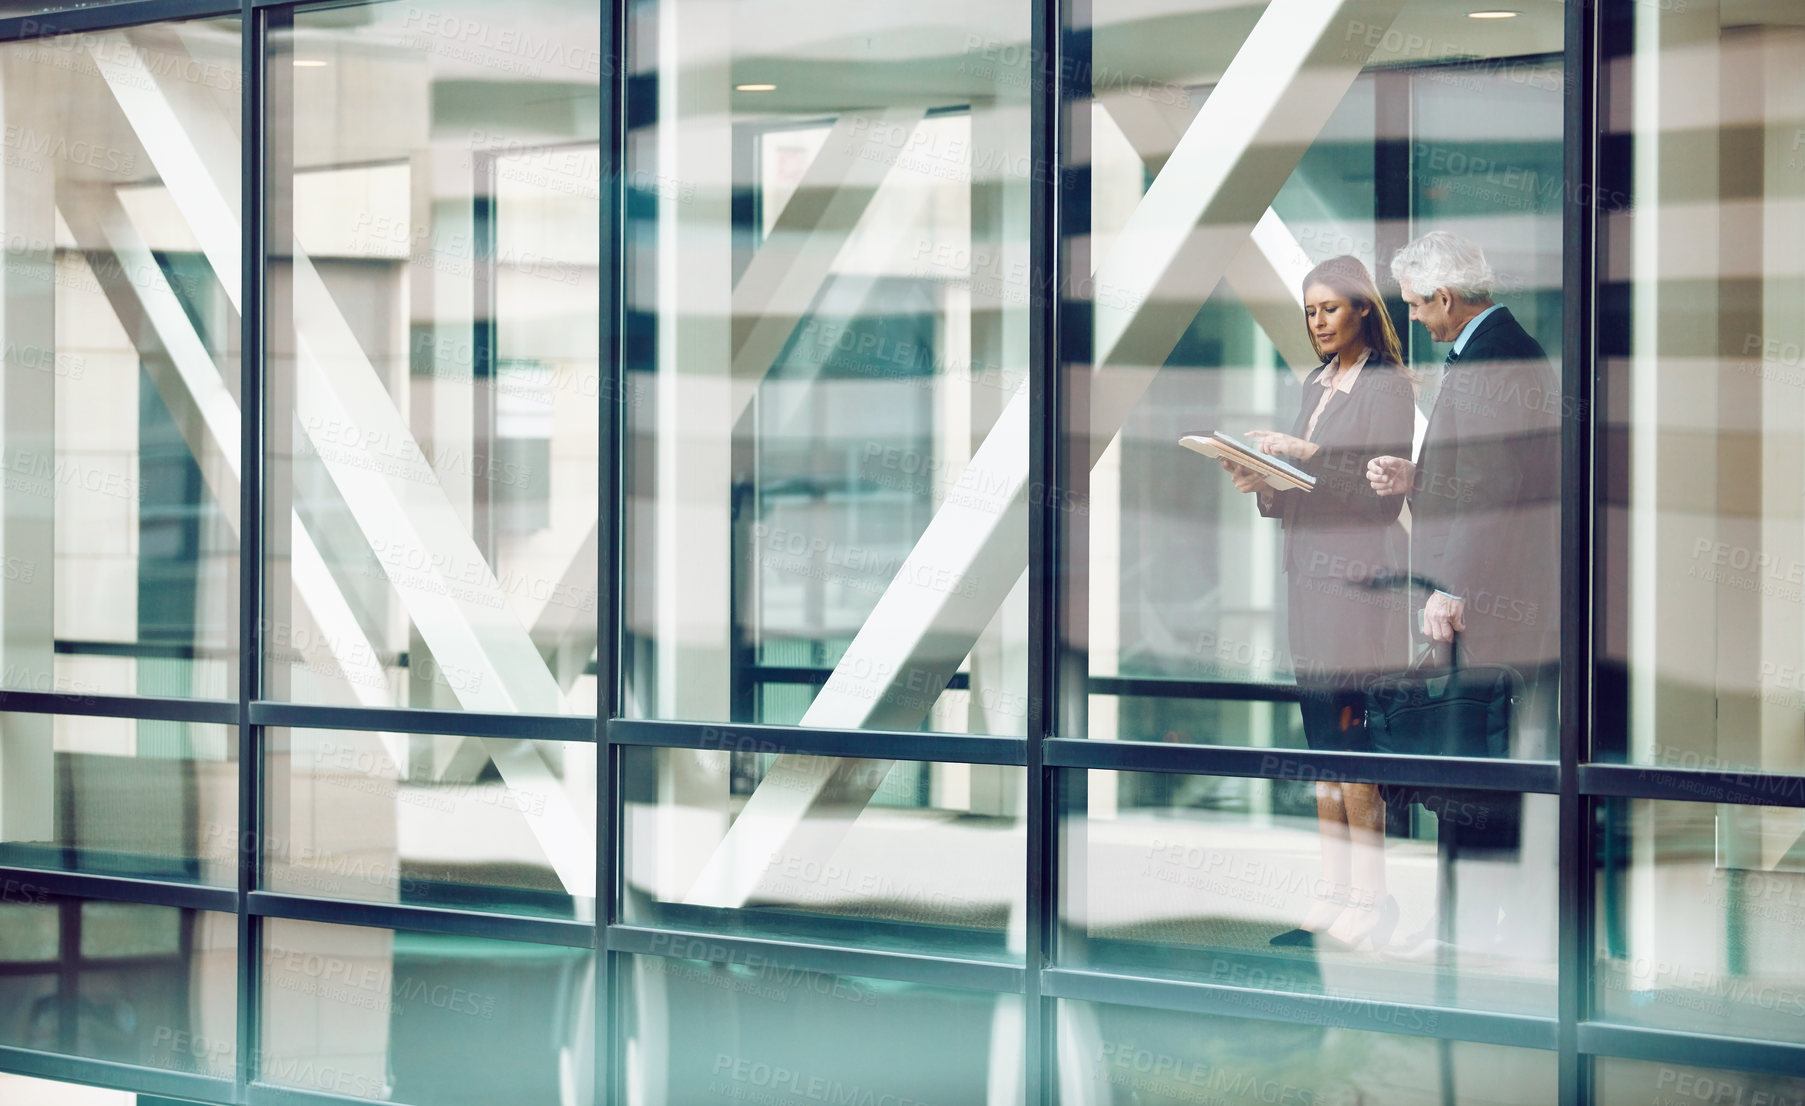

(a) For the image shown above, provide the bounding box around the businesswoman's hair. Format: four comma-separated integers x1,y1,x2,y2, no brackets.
1301,254,1404,367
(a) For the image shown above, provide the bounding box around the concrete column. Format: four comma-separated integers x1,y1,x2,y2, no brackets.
0,51,59,843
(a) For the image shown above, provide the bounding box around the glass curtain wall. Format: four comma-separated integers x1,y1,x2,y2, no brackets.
0,0,1801,1105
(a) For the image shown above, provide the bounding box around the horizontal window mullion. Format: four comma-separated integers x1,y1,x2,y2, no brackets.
0,864,236,911
1579,1022,1805,1079
1579,764,1805,809
607,924,1027,995
0,0,238,43
249,1081,396,1106
0,689,238,725
607,718,1027,766
1086,675,1302,703
248,892,596,949
250,701,597,743
1045,738,1560,793
0,1045,236,1104
1041,968,1559,1051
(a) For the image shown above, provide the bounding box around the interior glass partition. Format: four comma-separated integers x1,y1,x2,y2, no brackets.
263,0,603,716
618,0,1033,737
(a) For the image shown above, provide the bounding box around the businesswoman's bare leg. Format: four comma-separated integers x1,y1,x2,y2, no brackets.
1325,782,1393,947
1302,782,1353,932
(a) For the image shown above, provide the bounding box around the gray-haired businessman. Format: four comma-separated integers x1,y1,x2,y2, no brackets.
1366,232,1559,695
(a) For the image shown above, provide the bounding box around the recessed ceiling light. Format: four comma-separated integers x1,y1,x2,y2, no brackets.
1468,9,1519,17
736,83,776,92
293,59,328,67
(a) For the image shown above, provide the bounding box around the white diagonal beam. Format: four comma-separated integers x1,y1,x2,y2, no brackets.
58,183,398,714
730,107,927,419
686,0,1407,908
1099,92,1318,377
519,109,931,699
89,29,595,899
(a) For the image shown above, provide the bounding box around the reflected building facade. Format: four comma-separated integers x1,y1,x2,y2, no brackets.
0,0,1801,1104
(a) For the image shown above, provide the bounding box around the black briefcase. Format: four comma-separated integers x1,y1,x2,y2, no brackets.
1366,643,1519,761
1359,575,1526,852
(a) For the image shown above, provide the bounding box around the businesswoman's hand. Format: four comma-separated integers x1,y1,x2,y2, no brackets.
1245,430,1318,462
1366,455,1415,496
1220,459,1266,494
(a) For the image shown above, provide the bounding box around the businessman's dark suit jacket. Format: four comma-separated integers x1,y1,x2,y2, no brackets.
1260,356,1415,698
1411,306,1560,669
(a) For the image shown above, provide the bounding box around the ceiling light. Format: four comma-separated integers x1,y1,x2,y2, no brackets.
735,83,776,92
1467,9,1519,17
293,59,328,67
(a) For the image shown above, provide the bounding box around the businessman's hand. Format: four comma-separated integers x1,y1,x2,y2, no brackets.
1221,459,1266,494
1244,430,1318,462
1422,591,1467,643
1367,455,1415,496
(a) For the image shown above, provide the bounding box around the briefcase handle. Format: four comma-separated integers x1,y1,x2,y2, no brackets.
1362,571,1462,672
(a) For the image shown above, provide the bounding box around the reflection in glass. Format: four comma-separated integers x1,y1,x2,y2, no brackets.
0,897,235,1079
1073,1,1564,759
1597,799,1805,1044
623,746,1022,959
262,919,591,1104
1064,770,1556,1014
1594,1057,1805,1106
0,21,242,706
265,0,601,714
1597,0,1805,775
1059,1000,1554,1105
0,1072,141,1102
265,728,594,919
622,0,1031,735
0,714,235,885
624,953,1018,1105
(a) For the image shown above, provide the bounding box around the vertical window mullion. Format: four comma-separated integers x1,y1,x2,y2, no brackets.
1559,0,1601,1102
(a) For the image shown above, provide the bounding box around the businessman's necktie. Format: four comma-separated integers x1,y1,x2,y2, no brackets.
1445,347,1461,366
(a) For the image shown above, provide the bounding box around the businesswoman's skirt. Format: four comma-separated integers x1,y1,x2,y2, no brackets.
1285,572,1408,753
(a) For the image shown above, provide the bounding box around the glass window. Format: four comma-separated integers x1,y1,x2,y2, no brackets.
623,746,1024,958
264,727,594,919
620,0,1032,735
1059,999,1556,1105
0,714,235,885
0,20,243,702
1068,0,1566,764
1596,798,1805,1044
263,0,603,715
1596,0,1805,776
623,953,1019,1106
261,919,591,1105
0,896,235,1079
0,1072,147,1103
1594,1057,1805,1106
1064,769,1556,1014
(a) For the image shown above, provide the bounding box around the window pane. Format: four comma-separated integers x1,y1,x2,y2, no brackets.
1064,770,1557,1015
0,896,235,1080
264,0,602,714
262,919,591,1104
623,745,1023,960
1596,0,1805,773
0,1073,145,1104
1596,798,1805,1044
1059,999,1556,1105
1067,1,1565,765
621,0,1032,736
264,727,594,919
623,953,1018,1105
0,21,242,702
1594,1057,1805,1106
0,714,235,885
